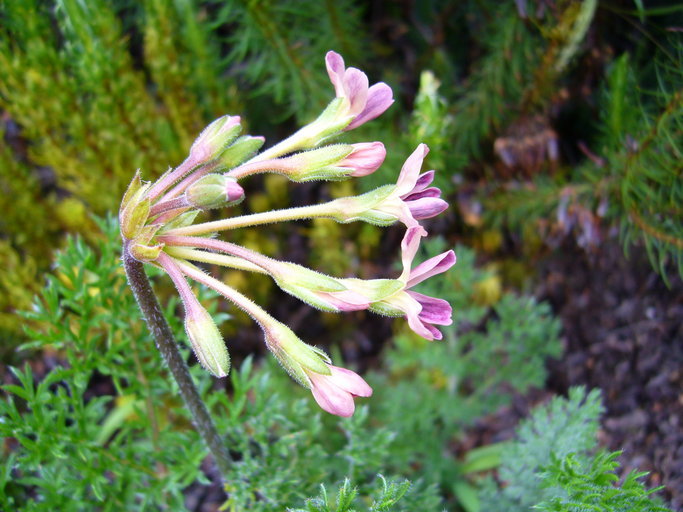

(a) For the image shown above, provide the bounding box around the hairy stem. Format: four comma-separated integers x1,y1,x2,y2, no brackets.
122,243,232,479
162,202,335,236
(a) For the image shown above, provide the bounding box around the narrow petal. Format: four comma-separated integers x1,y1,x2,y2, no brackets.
411,170,436,193
407,249,456,288
325,51,346,97
346,82,394,130
408,291,453,325
400,226,427,281
404,187,442,201
395,144,430,196
405,308,441,340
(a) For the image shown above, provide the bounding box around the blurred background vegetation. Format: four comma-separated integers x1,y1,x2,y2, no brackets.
0,0,681,508
1,0,680,348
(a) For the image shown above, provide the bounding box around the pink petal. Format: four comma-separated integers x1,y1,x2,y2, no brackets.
404,187,442,201
327,365,373,397
310,378,356,417
412,170,436,193
407,197,449,220
409,291,453,325
343,142,386,176
395,144,429,196
308,364,372,417
405,308,441,341
407,250,456,288
325,51,346,97
346,82,394,130
342,67,369,115
400,226,427,279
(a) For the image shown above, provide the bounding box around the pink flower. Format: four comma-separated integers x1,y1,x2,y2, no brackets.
325,51,394,131
345,144,448,231
393,144,449,226
306,364,373,417
340,142,386,177
372,227,456,340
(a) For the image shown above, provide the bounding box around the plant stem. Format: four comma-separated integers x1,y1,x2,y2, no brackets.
162,202,335,236
122,244,232,479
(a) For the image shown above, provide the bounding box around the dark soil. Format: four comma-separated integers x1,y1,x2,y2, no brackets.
537,239,683,508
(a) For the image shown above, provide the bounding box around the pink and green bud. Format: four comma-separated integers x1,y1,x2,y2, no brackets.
262,319,371,417
307,364,373,417
286,142,386,182
189,115,242,164
269,262,372,312
184,303,231,378
325,51,394,131
185,174,245,210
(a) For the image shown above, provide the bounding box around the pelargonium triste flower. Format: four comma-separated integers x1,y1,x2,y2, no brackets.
120,51,453,417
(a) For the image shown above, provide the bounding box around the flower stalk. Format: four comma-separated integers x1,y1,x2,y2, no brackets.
122,245,232,480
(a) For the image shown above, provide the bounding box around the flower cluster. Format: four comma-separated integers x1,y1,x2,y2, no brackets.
120,51,454,417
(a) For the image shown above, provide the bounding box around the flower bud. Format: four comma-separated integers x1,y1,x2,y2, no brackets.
283,142,385,182
189,115,242,164
184,305,231,378
185,174,245,210
217,135,266,171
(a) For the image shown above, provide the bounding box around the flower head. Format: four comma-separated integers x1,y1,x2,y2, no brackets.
325,51,394,131
121,50,453,418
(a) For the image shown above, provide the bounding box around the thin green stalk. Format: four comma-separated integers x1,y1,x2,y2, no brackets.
163,202,335,236
122,243,232,480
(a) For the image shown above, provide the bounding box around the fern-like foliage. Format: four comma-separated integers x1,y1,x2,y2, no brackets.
1,216,445,511
289,476,412,512
210,0,366,121
479,387,672,512
371,239,562,505
535,452,670,512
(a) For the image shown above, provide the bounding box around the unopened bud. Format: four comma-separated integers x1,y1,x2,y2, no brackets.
280,142,385,182
189,115,242,164
184,306,231,378
217,135,266,171
185,174,245,210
